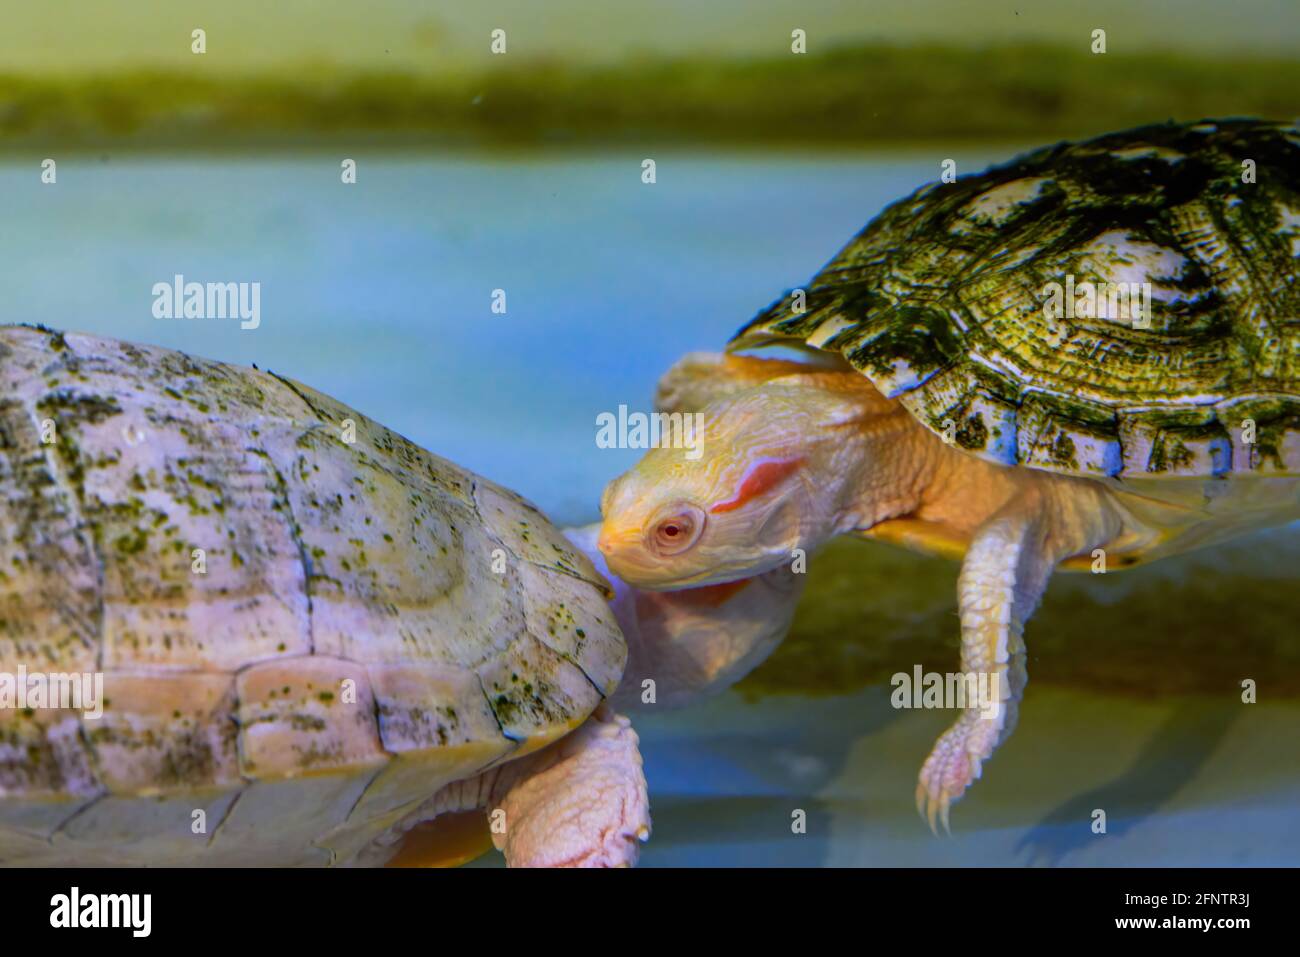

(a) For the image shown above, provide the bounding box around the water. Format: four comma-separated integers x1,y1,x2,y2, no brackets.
1,148,981,523
3,150,1296,866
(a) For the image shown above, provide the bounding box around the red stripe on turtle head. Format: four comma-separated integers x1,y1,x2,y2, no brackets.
710,457,805,514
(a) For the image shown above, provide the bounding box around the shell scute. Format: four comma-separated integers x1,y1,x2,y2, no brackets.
841,304,964,398
88,673,239,794
1016,392,1122,475
0,399,100,677
1213,397,1300,474
897,361,1021,463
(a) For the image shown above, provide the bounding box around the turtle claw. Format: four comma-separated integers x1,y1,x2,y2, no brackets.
926,794,942,836
915,781,953,837
916,715,998,835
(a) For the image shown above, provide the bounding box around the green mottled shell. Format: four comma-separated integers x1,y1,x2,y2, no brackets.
733,120,1300,478
0,326,624,865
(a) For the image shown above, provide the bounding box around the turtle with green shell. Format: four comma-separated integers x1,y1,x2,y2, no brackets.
0,324,801,867
597,119,1300,829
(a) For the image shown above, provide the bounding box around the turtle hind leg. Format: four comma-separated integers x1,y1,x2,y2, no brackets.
382,705,650,867
916,481,1122,832
377,705,649,867
491,704,650,867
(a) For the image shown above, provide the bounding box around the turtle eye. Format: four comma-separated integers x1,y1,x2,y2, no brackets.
648,504,706,556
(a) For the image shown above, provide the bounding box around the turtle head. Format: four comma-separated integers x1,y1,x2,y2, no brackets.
597,380,857,589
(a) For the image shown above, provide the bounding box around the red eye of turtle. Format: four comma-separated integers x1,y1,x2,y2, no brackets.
657,516,691,544
648,505,705,556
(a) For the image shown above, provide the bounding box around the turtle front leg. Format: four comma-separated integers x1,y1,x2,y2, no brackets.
387,705,650,867
489,704,651,867
916,483,1122,831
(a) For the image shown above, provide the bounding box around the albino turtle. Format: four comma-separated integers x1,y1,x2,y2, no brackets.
0,325,790,867
597,119,1300,829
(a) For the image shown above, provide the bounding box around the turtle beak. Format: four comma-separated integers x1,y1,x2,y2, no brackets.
596,522,649,582
596,525,626,557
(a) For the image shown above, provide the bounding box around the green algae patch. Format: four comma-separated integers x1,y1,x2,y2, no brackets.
739,529,1300,700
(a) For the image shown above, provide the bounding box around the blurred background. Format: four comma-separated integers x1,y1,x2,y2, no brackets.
2,0,1297,866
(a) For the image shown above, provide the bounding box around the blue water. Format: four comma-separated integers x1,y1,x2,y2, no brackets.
1,149,1000,523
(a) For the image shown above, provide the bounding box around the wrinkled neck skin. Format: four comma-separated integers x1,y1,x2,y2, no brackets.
754,375,1128,561
785,379,947,545
566,525,806,710
614,566,806,711
828,414,929,536
797,376,1040,543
